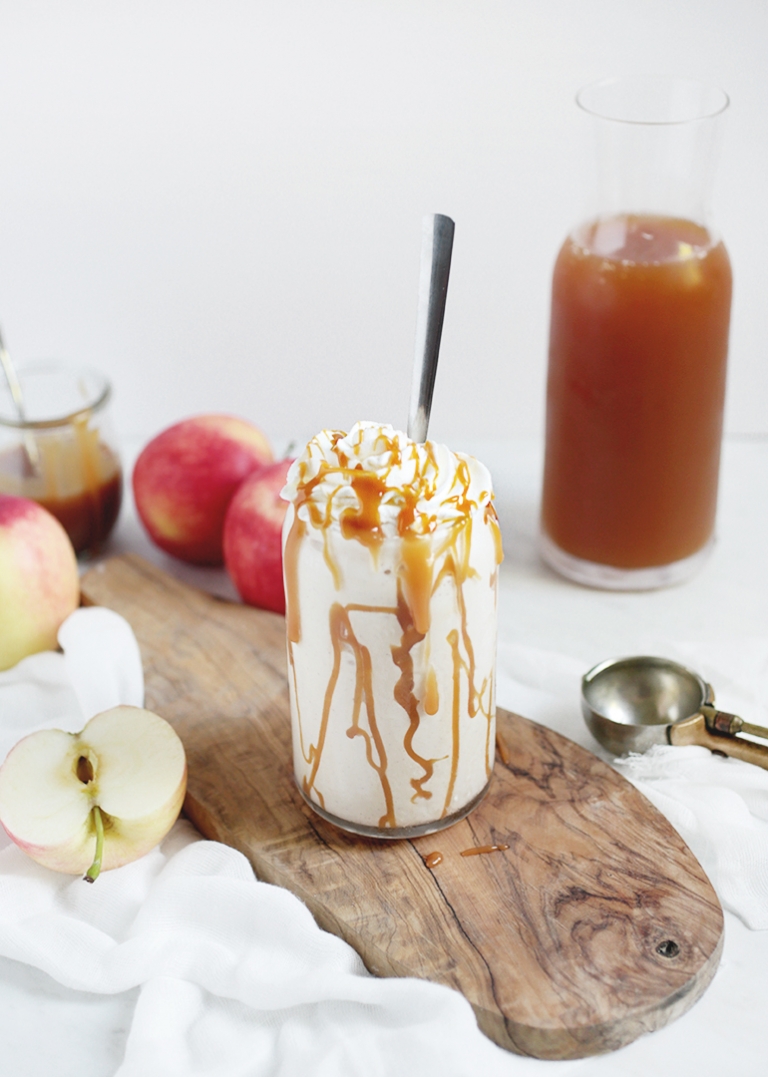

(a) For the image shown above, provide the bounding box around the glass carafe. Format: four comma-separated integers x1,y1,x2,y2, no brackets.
540,77,732,590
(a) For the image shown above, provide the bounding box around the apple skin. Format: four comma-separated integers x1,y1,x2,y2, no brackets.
0,494,80,672
223,458,294,614
132,415,273,565
0,705,187,876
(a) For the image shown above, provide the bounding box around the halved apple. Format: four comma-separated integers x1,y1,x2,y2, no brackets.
0,706,187,881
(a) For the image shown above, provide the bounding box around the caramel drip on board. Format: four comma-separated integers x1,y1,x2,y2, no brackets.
460,844,509,857
424,851,443,869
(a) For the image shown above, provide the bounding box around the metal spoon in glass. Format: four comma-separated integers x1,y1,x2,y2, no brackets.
407,214,455,443
0,325,39,472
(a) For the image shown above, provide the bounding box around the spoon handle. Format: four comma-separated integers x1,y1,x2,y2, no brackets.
0,326,40,473
407,214,455,443
670,713,768,770
700,703,768,743
0,326,27,420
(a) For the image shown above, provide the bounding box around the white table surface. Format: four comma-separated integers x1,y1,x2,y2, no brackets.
1,435,767,1076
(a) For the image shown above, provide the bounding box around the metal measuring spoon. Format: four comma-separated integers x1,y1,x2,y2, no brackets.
407,214,455,443
581,655,768,769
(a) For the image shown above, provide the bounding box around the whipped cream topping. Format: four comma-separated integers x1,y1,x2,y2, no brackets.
282,421,495,537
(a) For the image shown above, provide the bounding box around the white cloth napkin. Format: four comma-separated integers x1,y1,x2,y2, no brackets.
0,611,534,1077
614,746,768,929
2,618,768,1076
495,639,768,931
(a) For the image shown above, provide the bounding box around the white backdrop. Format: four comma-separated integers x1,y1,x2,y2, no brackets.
0,0,765,451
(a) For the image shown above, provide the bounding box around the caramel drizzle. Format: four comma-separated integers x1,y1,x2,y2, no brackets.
341,471,387,552
285,428,504,827
483,671,495,778
424,851,443,869
443,628,463,815
400,533,433,635
423,666,439,715
283,511,305,644
391,583,439,803
301,602,397,829
485,500,504,568
431,524,479,715
460,844,509,857
432,530,495,792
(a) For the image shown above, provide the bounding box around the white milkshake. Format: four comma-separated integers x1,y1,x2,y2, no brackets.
282,422,502,837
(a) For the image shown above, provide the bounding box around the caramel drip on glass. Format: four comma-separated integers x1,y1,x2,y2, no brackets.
391,583,439,803
341,471,387,552
430,524,477,713
400,533,433,635
443,628,462,815
423,666,439,715
485,500,504,567
283,512,306,644
483,672,495,778
302,602,397,829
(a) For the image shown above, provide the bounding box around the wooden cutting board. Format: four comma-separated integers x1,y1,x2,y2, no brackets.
80,554,723,1060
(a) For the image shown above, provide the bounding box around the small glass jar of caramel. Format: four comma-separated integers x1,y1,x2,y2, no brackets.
0,363,123,555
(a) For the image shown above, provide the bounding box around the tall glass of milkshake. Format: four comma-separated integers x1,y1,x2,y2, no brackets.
282,422,503,838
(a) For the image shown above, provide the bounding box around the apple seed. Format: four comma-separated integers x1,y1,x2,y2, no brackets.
76,754,94,784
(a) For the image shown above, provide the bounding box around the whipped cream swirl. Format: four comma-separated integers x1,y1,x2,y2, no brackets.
282,422,495,537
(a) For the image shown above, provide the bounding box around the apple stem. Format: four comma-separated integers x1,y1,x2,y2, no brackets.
84,805,104,884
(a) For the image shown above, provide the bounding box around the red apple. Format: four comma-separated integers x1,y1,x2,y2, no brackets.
0,494,80,672
223,458,294,613
132,415,273,565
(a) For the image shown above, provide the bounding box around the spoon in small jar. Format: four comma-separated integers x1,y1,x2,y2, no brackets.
407,214,455,443
0,325,39,473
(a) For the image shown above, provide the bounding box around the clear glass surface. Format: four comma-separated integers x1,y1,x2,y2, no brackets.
0,363,123,555
541,77,732,590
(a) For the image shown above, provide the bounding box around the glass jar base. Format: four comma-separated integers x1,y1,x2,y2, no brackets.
539,530,714,591
296,776,492,840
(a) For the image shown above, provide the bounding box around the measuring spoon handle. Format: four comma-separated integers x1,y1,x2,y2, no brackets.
699,703,768,742
670,713,768,770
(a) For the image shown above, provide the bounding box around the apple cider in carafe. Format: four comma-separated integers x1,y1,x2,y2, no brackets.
542,214,732,570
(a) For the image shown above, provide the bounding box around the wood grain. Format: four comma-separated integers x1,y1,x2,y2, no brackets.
80,554,724,1060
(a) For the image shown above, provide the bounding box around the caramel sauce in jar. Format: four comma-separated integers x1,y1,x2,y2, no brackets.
38,458,122,553
1,365,123,556
0,431,122,555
